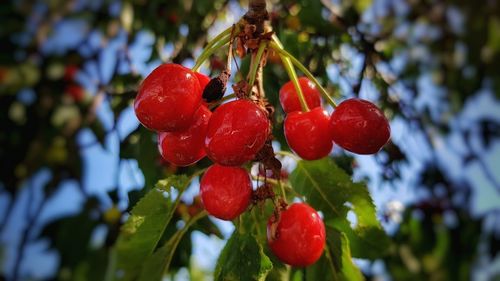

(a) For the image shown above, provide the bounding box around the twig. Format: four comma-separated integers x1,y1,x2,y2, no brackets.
353,55,367,96
244,0,269,35
0,195,14,234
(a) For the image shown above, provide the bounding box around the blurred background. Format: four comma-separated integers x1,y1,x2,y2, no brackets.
1,0,499,280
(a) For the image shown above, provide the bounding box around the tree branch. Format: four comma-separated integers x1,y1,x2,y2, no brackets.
353,55,367,96
0,195,14,234
244,0,269,35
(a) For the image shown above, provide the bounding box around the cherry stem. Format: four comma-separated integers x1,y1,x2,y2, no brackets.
272,36,309,112
157,209,207,276
192,34,231,72
278,180,288,204
269,39,338,108
251,176,299,200
250,208,263,238
225,25,236,73
247,40,268,96
208,93,236,109
275,150,300,160
205,26,232,51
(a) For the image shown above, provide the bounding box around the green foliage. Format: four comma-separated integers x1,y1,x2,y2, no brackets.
305,230,363,281
109,157,391,281
290,158,391,259
384,208,483,281
113,174,193,281
73,249,109,281
214,231,273,281
136,211,206,281
41,199,101,269
2,1,498,281
120,127,164,191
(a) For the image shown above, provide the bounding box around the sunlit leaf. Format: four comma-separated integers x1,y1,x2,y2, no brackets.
306,228,364,281
113,174,192,281
214,231,273,281
290,158,390,259
136,212,205,281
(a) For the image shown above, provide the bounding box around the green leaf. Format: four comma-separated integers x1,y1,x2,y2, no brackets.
120,127,163,190
137,211,207,281
113,174,192,281
73,249,109,281
306,228,364,281
264,249,290,281
214,231,273,281
289,158,390,259
327,217,391,260
488,18,500,52
352,0,372,13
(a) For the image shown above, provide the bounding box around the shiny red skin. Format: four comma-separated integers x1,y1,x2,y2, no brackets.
205,99,270,166
195,72,210,107
134,63,202,132
200,164,252,220
157,105,211,166
279,77,321,113
195,72,210,91
267,203,326,267
329,98,390,154
284,107,333,160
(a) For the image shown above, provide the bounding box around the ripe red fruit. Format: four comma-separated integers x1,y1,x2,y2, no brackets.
158,105,211,166
66,84,85,102
64,65,79,81
279,77,321,113
134,63,202,132
284,107,333,160
205,99,270,166
195,72,210,91
200,164,252,220
329,98,390,154
267,203,326,267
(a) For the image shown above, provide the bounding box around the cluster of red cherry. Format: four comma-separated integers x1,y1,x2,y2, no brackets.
134,63,390,267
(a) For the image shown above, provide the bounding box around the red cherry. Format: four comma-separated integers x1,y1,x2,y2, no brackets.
134,63,202,132
284,107,333,160
66,84,85,102
267,203,326,267
64,65,79,81
205,99,270,166
195,72,210,91
200,164,252,220
329,98,390,154
158,105,211,166
195,72,211,107
167,13,179,24
279,77,321,113
0,67,8,83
